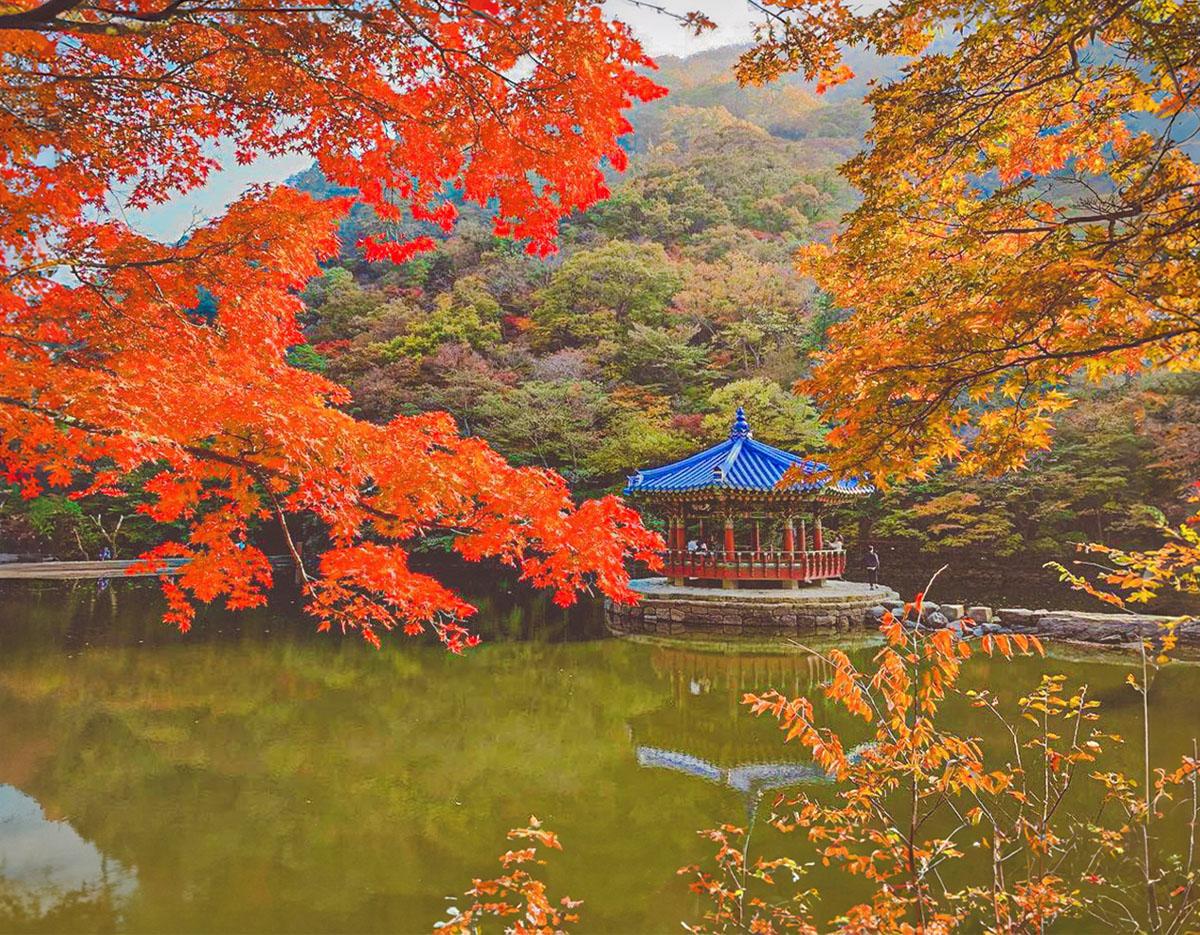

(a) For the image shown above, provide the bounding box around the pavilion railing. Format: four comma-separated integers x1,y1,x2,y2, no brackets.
663,548,846,583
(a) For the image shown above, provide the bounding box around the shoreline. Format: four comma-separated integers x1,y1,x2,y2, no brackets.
0,557,291,580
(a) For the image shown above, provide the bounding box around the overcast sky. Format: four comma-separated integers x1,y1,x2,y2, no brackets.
129,1,755,242
616,0,757,57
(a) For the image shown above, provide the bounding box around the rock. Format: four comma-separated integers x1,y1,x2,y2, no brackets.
940,603,966,620
918,602,941,620
882,599,905,612
997,607,1041,629
1034,611,1176,644
923,611,950,629
979,621,1005,635
966,606,994,624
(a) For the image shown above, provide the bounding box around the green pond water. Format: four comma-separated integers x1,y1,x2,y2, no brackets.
0,578,1198,933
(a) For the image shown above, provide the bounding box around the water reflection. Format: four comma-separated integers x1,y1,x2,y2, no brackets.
631,645,867,805
0,580,1195,932
636,746,833,793
0,784,134,927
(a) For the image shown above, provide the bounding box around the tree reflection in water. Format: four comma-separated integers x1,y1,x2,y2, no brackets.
0,784,134,931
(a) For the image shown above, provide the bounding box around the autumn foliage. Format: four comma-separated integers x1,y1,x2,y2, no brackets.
0,0,668,646
437,817,581,935
681,597,1200,933
737,1,1200,484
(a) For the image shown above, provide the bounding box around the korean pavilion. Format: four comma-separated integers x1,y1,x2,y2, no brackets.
624,407,872,588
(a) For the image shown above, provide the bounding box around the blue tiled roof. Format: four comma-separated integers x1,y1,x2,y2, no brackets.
624,407,871,498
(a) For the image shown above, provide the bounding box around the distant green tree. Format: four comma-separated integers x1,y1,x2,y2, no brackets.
379,276,502,360
286,344,329,373
702,378,826,451
476,380,607,477
859,379,1185,562
0,483,166,558
589,170,733,243
26,495,91,557
608,323,710,396
634,111,844,234
672,253,813,375
302,268,394,340
585,393,696,479
419,344,512,437
908,491,1022,555
531,242,681,349
301,266,354,307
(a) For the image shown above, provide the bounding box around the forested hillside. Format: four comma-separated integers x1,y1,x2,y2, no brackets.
287,45,1200,577
290,47,863,487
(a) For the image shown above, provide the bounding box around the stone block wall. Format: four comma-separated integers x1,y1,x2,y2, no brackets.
607,589,1198,648
605,589,896,638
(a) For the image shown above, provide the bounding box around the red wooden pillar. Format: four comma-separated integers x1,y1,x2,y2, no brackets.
723,516,736,590
815,515,827,577
782,517,799,589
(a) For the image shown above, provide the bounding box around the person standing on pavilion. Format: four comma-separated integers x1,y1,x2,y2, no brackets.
864,545,880,589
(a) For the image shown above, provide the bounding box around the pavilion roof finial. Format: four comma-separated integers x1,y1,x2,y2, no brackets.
730,406,751,439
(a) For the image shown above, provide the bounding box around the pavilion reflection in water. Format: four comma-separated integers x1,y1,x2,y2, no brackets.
629,646,869,802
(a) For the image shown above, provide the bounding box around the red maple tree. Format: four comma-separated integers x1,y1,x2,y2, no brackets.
0,0,666,649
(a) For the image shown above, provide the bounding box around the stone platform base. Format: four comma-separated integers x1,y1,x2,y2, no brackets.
606,578,900,638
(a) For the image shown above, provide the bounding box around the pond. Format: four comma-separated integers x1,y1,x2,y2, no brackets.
0,578,1197,933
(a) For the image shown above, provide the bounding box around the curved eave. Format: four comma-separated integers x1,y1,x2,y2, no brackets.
624,483,874,501
621,409,875,502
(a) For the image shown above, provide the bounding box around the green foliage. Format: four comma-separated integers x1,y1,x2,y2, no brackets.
672,253,814,377
908,491,1022,554
475,380,607,477
302,267,402,341
587,170,733,244
286,343,328,373
702,379,826,451
379,276,502,360
608,323,709,396
0,474,186,559
26,494,85,542
530,241,682,349
584,394,696,478
625,111,843,236
854,377,1197,562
